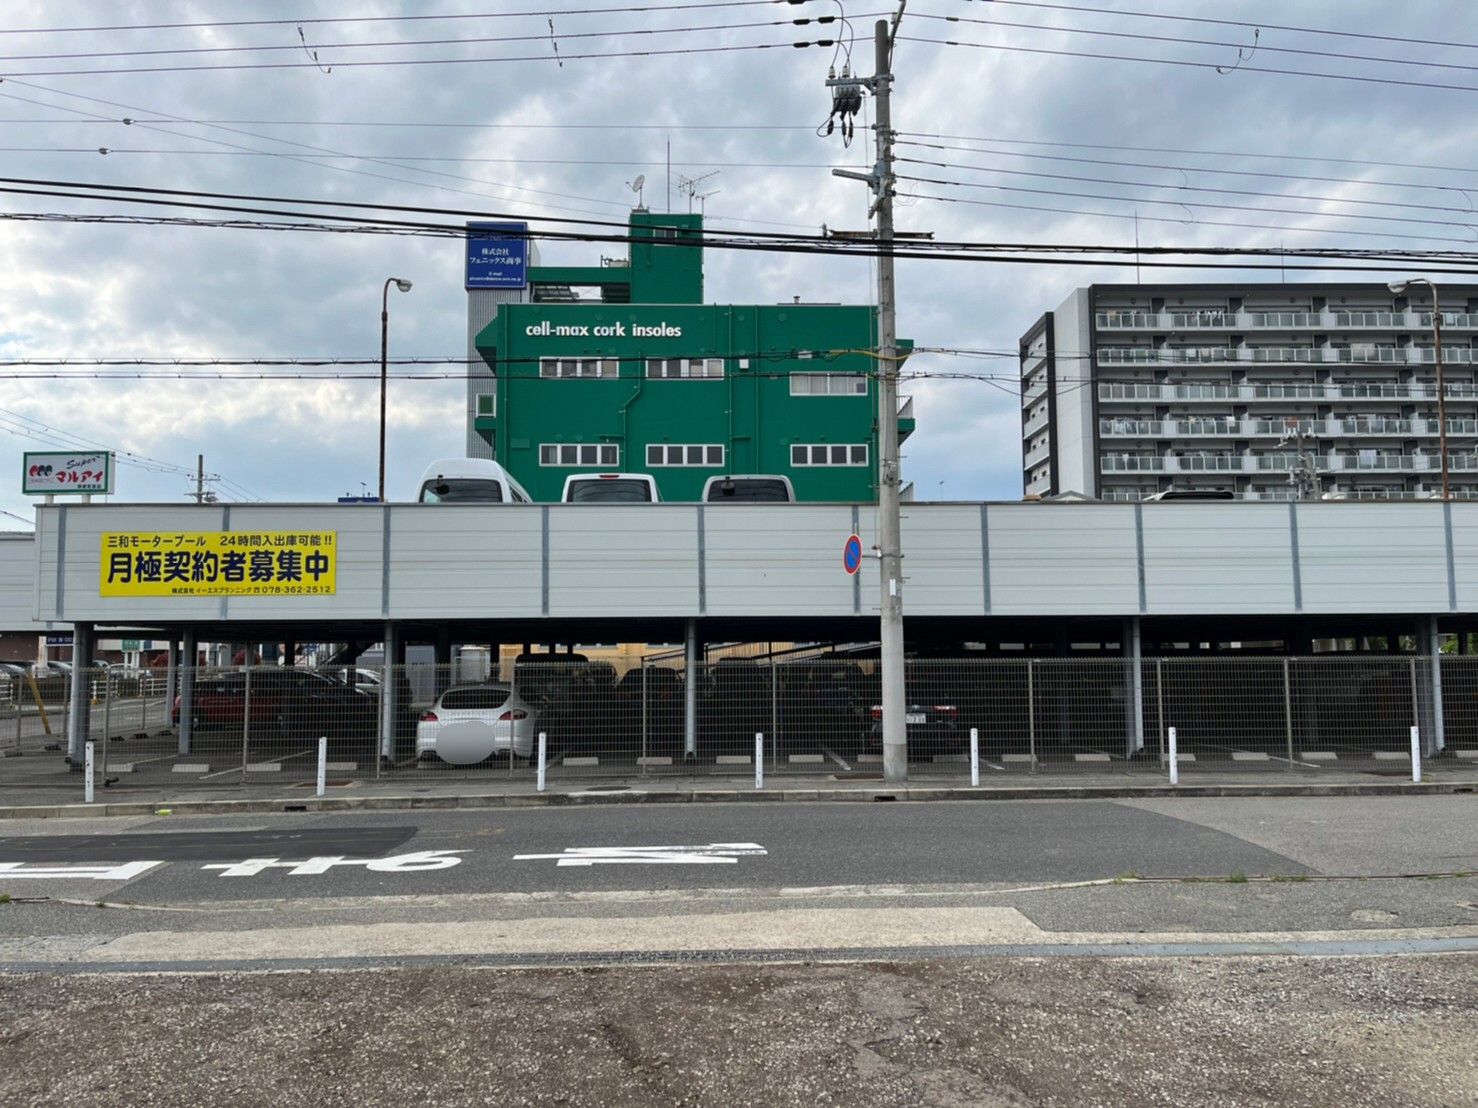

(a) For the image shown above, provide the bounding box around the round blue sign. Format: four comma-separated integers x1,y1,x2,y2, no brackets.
843,534,863,575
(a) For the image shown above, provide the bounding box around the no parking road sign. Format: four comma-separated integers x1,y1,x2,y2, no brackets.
843,533,863,575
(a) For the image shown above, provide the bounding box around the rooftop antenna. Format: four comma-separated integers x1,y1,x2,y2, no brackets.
675,170,720,215
626,174,646,210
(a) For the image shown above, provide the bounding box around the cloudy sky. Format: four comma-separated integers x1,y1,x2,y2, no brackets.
1,0,1475,526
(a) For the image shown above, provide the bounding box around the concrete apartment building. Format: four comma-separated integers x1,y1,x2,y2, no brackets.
1019,282,1478,501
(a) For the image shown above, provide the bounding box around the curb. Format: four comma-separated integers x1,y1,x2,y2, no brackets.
0,779,1474,820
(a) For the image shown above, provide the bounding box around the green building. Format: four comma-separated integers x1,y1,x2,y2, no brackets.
471,210,914,502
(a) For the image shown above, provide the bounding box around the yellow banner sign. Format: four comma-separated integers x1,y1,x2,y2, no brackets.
101,532,337,597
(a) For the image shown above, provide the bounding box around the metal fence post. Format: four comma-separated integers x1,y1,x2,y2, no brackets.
240,664,253,778
537,732,547,792
84,740,94,803
1283,657,1295,769
755,733,764,790
970,727,979,787
1027,659,1036,773
1168,726,1179,786
1410,725,1422,783
317,737,327,796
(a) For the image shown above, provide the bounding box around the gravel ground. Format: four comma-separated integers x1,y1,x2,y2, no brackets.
4,955,1477,1107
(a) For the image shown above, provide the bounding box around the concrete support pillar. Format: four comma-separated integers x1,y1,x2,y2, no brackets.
379,621,400,764
179,630,197,754
684,619,699,759
434,626,453,695
1123,616,1144,756
164,638,178,731
1421,615,1446,755
66,622,94,765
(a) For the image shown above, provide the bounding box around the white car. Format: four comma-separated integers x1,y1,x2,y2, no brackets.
415,683,539,762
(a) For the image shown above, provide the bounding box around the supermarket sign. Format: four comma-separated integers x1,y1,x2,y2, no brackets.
23,451,114,495
100,532,337,597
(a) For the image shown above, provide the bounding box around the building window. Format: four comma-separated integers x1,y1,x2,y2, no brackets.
539,357,619,379
475,393,494,416
646,444,725,467
790,443,869,467
539,443,619,467
646,358,724,379
790,373,867,396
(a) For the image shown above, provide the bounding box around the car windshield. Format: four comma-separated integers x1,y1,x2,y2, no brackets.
418,478,504,504
706,479,790,502
566,479,652,503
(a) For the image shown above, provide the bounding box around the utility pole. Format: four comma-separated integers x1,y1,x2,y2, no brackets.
1280,420,1318,500
830,11,908,783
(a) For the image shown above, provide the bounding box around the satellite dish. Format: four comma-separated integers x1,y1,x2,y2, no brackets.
626,175,646,208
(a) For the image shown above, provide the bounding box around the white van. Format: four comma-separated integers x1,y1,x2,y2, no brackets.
416,459,532,504
701,474,796,502
561,472,661,503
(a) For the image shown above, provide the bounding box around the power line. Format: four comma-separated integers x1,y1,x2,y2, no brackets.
910,10,1478,79
0,2,793,37
898,34,1478,96
971,1,1478,56
12,174,1478,263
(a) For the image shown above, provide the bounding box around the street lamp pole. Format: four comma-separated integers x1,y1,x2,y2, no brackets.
379,277,413,504
1389,278,1448,500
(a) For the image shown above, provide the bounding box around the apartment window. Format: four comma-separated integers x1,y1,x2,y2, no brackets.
539,443,619,467
539,357,619,379
475,393,494,417
790,373,868,396
646,444,725,467
790,443,869,466
646,358,724,379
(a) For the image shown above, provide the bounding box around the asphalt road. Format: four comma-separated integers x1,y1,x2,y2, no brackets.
6,797,1478,1108
1,795,1475,969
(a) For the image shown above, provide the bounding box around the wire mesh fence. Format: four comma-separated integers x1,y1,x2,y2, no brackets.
3,654,1476,789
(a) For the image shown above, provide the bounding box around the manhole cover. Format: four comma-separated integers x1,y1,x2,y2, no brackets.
833,773,884,781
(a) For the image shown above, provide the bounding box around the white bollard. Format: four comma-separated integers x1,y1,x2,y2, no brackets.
755,732,764,790
537,732,547,793
317,737,327,797
1410,725,1421,784
970,727,980,787
84,740,95,803
1168,726,1179,786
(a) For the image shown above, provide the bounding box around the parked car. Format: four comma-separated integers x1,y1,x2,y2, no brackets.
701,474,796,502
416,683,539,762
862,681,963,756
607,667,686,756
561,472,660,502
779,660,867,750
173,668,411,745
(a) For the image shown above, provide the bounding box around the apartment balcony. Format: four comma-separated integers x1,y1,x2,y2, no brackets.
1098,381,1458,404
1101,452,1461,476
1097,345,1474,369
1095,309,1478,331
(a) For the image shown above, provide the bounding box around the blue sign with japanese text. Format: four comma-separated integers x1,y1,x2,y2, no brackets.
465,222,529,290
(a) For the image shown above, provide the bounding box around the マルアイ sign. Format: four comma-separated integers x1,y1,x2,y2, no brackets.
23,451,113,495
100,531,338,597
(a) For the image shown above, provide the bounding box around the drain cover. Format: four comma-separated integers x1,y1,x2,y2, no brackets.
579,784,634,792
833,772,884,781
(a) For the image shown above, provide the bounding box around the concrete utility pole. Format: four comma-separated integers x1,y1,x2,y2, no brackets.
1280,420,1319,500
831,12,907,783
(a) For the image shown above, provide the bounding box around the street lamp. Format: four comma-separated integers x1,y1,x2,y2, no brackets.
379,277,413,503
1388,278,1449,500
